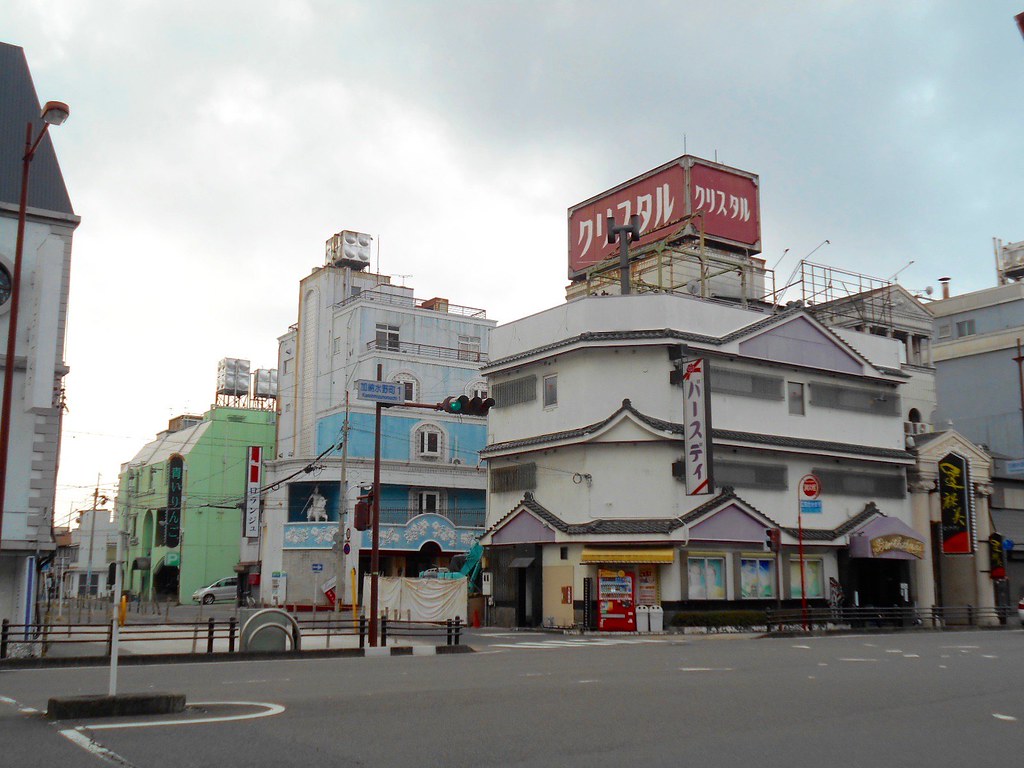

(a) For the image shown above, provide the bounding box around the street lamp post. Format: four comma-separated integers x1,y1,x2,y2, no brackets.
0,101,69,551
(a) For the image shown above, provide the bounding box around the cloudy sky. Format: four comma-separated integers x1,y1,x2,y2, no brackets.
5,1,1024,525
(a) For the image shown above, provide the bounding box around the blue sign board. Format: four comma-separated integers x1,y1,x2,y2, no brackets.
311,563,324,573
799,500,823,515
1006,459,1024,475
1004,538,1015,551
357,380,405,404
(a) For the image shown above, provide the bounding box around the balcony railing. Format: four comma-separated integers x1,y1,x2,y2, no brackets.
379,507,485,528
336,289,486,318
365,339,487,363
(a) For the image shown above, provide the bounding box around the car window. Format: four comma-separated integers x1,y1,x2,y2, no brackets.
225,578,237,587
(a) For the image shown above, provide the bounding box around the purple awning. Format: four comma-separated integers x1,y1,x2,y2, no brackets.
848,516,925,560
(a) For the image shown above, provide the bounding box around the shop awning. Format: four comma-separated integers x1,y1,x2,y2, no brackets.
131,557,151,571
509,557,535,569
849,516,925,560
581,547,675,564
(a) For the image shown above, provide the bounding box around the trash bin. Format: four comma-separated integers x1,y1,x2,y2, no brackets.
648,605,664,633
636,605,651,633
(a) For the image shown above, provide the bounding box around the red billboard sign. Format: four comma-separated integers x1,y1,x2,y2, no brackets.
567,155,760,278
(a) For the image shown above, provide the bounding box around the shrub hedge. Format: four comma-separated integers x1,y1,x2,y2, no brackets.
669,610,767,628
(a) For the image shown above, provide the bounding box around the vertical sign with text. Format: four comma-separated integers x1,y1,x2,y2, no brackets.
938,453,972,554
245,446,262,539
166,454,183,548
683,358,714,495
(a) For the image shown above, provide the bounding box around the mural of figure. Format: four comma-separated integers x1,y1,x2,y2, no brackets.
304,485,329,522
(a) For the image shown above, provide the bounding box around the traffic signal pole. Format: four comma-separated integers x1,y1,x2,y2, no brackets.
366,383,493,647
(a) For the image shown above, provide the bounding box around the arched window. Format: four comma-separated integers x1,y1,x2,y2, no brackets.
392,372,420,403
412,422,446,461
908,408,921,423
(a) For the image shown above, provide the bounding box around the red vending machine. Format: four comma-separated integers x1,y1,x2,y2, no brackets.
597,568,636,631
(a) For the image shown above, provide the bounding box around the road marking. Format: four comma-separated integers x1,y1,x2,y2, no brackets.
0,696,18,707
82,701,285,731
678,667,734,672
792,645,811,649
885,649,902,654
818,662,828,667
982,654,998,659
19,707,38,714
903,654,920,658
939,665,947,669
577,680,599,684
60,729,138,767
993,714,1017,722
839,658,877,663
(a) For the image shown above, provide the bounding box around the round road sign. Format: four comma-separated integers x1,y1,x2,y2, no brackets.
800,474,821,500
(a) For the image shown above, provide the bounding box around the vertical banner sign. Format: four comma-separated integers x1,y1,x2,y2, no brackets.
245,446,262,538
989,533,1006,580
938,453,971,554
166,454,183,548
682,359,713,495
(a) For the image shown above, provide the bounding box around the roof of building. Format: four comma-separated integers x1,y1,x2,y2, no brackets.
0,43,74,215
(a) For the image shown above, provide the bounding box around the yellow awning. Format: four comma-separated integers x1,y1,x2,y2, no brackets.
581,547,675,564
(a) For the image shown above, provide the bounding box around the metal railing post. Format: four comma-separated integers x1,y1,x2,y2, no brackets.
381,615,388,647
228,616,237,653
446,618,452,646
207,617,215,653
454,616,461,646
1,618,8,659
359,615,366,649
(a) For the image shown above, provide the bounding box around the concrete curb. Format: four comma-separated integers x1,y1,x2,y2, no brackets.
0,644,473,670
47,692,185,721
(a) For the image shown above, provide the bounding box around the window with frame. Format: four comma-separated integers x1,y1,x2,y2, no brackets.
955,319,976,338
789,558,824,599
937,323,951,340
543,374,558,407
469,381,488,400
788,382,805,415
416,491,440,515
687,556,726,600
458,335,481,361
376,323,400,351
78,573,99,596
740,558,775,599
282,358,293,374
417,429,440,457
393,375,418,403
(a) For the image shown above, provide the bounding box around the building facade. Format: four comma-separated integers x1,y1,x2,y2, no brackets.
117,406,275,603
259,233,494,608
480,293,930,629
0,43,79,623
64,508,118,597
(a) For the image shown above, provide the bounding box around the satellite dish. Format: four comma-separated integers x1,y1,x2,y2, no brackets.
925,286,934,296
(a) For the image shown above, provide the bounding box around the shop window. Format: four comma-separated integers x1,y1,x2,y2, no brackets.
687,556,725,600
740,558,775,599
543,374,558,407
789,558,824,599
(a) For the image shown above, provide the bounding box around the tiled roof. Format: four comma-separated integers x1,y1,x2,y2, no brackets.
781,502,882,542
713,429,914,461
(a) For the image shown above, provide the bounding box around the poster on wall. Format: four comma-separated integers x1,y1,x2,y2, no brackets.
938,453,972,554
637,566,659,604
288,481,342,523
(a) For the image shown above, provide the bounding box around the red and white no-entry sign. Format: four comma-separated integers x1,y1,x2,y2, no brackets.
799,474,821,500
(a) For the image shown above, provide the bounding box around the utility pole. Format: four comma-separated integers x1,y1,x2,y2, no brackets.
335,391,349,614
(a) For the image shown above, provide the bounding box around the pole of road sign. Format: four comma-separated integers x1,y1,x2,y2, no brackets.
369,364,383,647
797,474,820,633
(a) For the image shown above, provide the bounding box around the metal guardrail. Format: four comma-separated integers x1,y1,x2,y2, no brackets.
336,289,487,318
764,604,1018,633
0,613,462,658
365,339,487,363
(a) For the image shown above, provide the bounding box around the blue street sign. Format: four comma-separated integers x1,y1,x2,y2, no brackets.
800,500,823,514
311,563,324,573
1004,538,1015,551
1006,459,1024,475
356,380,405,404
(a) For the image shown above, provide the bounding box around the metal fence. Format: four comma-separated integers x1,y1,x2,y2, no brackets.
764,604,1018,633
0,614,462,659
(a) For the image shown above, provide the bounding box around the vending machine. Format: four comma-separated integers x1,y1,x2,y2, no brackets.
597,568,636,631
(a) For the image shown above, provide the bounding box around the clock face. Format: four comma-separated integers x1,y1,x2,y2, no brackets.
0,265,11,306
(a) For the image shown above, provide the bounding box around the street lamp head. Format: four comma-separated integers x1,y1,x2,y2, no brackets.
41,101,70,126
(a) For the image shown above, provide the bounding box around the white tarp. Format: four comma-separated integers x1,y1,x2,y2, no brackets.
361,576,468,622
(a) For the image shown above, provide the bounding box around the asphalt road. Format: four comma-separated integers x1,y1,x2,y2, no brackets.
1,629,1021,767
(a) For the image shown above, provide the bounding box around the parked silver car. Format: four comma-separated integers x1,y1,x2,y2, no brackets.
192,576,238,605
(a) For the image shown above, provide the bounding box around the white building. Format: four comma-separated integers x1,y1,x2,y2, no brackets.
0,44,79,623
64,508,118,597
480,292,930,629
259,232,495,608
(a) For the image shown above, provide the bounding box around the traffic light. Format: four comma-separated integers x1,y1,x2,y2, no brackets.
441,395,495,416
353,489,374,531
764,528,781,553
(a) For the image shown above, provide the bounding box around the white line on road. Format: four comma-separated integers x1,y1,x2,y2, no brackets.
792,645,811,649
82,701,285,731
59,729,138,767
838,658,878,663
678,667,734,672
992,714,1018,722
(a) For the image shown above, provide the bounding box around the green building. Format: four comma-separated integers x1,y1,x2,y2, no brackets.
117,406,275,603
